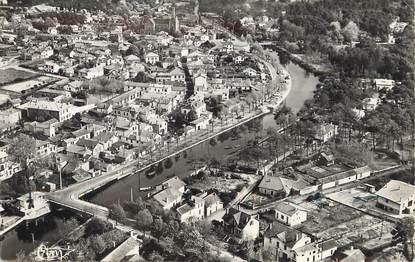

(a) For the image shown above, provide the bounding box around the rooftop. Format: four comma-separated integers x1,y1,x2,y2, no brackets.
275,202,303,216
375,180,415,203
101,236,142,262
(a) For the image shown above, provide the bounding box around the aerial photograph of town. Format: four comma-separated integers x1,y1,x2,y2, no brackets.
0,0,413,261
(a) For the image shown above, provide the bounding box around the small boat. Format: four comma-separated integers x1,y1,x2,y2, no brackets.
234,144,240,148
139,186,153,191
146,171,156,178
224,146,232,150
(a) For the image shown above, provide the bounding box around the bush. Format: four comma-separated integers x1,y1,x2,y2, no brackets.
85,218,112,236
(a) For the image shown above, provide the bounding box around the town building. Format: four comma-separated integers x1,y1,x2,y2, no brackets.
375,180,415,215
274,202,307,226
222,207,260,241
101,236,142,262
263,222,338,262
175,195,205,223
19,101,75,122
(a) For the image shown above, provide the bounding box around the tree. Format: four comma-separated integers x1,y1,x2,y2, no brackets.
85,218,111,236
262,248,275,262
109,203,126,224
147,251,164,261
136,209,153,236
89,235,106,256
187,109,198,122
341,21,359,42
151,218,165,240
398,217,415,260
164,158,173,169
134,71,149,83
123,197,145,215
56,217,79,241
7,134,36,169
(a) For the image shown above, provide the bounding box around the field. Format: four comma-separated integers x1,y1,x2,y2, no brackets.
294,199,395,252
0,76,52,93
187,171,257,193
0,68,38,85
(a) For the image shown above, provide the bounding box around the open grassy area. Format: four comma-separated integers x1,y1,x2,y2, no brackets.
189,174,249,193
0,68,38,85
298,202,362,236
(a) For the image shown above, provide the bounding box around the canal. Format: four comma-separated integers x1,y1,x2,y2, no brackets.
88,58,321,208
0,53,320,261
0,209,88,261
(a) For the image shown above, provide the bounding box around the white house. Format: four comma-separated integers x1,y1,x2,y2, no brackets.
376,180,415,215
0,108,21,125
374,79,395,91
263,222,338,262
151,176,186,210
263,222,311,260
201,192,223,216
274,202,307,226
194,72,208,92
363,97,380,111
78,65,104,79
145,52,160,65
314,123,338,143
42,61,61,74
175,195,205,223
223,208,260,241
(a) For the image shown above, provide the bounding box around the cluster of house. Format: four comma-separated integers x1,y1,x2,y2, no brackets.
147,176,223,223
358,78,397,113
219,200,363,262
257,151,372,200
0,0,275,185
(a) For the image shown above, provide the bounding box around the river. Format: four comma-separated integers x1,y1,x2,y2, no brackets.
88,59,320,208
0,54,320,261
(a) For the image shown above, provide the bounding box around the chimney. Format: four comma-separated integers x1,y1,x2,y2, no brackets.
350,246,354,250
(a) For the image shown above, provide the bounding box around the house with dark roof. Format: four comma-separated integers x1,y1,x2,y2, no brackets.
263,222,311,260
222,207,259,241
264,221,337,262
76,138,103,157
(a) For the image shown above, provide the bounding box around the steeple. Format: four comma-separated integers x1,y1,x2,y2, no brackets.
194,0,199,16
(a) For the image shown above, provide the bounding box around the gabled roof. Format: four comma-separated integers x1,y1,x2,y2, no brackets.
124,54,141,61
145,52,159,58
153,187,182,207
76,138,100,150
223,208,254,229
202,192,222,207
258,175,284,192
169,67,185,75
162,176,186,190
264,222,305,248
101,236,142,262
